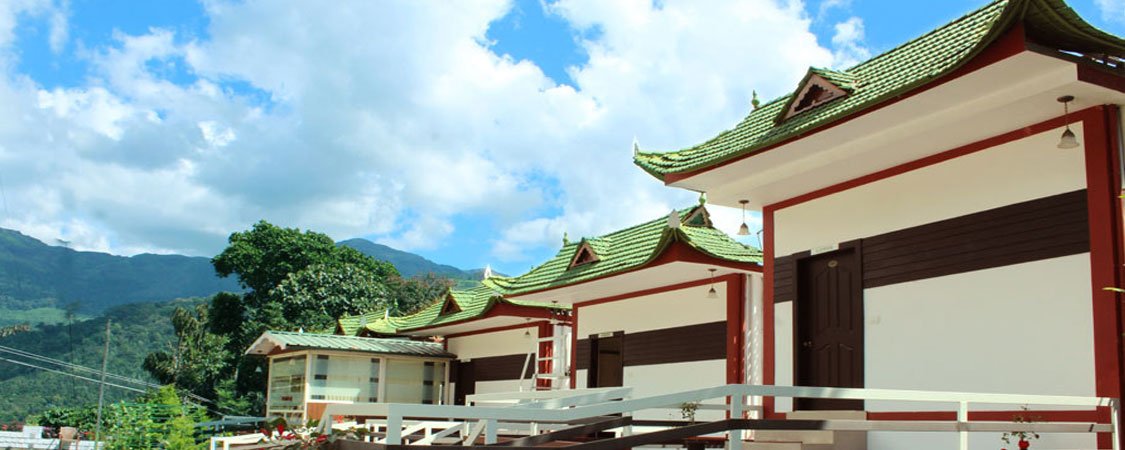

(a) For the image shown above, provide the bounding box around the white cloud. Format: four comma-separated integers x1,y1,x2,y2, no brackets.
831,16,870,68
1097,0,1125,23
0,0,843,269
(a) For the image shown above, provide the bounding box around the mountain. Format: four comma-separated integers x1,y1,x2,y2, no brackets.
0,299,191,422
0,228,242,316
338,238,486,280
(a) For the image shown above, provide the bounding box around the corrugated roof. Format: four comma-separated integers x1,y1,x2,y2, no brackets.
633,0,1125,179
247,330,454,357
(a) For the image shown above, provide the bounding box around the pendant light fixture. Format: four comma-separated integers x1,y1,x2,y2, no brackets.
737,200,751,236
706,268,718,299
1057,95,1079,149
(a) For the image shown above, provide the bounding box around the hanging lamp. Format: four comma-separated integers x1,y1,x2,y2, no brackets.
1057,95,1079,149
737,200,751,236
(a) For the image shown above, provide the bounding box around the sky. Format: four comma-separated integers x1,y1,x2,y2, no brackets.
1,0,1123,276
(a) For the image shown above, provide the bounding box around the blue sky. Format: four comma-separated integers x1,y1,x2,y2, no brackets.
1,0,1123,276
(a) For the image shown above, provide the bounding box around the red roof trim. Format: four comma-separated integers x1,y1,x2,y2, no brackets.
663,24,1029,185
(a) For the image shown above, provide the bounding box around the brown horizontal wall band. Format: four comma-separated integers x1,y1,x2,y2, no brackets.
469,353,534,382
575,321,726,370
773,189,1089,302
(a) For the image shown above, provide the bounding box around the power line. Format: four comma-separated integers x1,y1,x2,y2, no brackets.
0,345,162,390
0,355,228,417
0,356,146,394
0,344,228,410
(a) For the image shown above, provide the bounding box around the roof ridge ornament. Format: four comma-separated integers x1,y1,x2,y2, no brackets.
482,264,493,280
667,210,680,229
562,231,569,246
751,91,760,110
632,137,640,156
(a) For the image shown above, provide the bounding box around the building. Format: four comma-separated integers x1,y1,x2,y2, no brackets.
338,285,571,403
337,202,761,419
633,0,1125,448
245,331,455,424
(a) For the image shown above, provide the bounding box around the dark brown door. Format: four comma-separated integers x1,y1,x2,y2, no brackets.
588,332,624,387
453,360,475,405
795,248,863,410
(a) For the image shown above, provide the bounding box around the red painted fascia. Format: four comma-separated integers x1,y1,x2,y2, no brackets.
507,239,761,301
663,24,1029,185
439,318,549,340
767,106,1101,212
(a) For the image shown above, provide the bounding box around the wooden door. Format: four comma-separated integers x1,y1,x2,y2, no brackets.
453,360,475,405
588,332,624,387
795,248,863,410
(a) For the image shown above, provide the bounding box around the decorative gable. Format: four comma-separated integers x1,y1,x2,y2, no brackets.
439,293,461,316
683,206,712,227
568,241,600,269
777,68,856,123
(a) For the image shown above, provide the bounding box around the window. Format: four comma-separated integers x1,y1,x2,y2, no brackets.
267,355,306,413
306,353,381,403
568,241,599,269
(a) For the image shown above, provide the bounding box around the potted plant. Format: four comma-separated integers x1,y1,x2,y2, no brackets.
1001,406,1041,449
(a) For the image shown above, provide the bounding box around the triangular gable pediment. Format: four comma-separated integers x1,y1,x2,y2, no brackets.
778,72,851,123
568,241,600,269
439,293,461,316
683,206,712,227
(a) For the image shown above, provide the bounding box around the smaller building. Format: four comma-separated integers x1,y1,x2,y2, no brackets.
245,331,455,424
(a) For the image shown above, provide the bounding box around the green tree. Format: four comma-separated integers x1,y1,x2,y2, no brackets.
267,262,392,332
384,273,454,315
143,305,231,402
145,220,402,417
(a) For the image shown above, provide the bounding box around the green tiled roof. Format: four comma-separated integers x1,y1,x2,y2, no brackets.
338,284,569,335
482,205,761,295
248,330,454,357
633,0,1125,179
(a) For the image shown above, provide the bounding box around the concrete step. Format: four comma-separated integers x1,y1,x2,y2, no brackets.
753,410,867,450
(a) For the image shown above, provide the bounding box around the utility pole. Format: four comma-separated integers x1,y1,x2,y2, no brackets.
94,320,111,449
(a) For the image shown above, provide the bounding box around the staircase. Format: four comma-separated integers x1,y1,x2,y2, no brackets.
748,410,867,450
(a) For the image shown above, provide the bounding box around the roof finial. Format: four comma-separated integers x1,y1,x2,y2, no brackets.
667,210,680,229
751,90,760,110
563,231,570,246
482,264,493,280
698,192,707,205
632,137,640,155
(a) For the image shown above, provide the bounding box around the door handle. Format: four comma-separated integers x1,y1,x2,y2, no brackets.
802,341,812,348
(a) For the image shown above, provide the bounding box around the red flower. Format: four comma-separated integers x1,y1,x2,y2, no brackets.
277,423,286,434
1018,438,1030,450
316,435,328,443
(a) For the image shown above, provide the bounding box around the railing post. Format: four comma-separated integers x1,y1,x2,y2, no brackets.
385,413,403,445
484,419,498,444
729,394,745,450
1112,398,1121,450
958,401,969,450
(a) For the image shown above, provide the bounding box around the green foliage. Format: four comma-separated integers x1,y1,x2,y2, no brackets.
267,262,393,332
30,405,97,434
0,300,192,422
148,221,409,417
384,273,455,315
106,386,206,450
143,304,232,401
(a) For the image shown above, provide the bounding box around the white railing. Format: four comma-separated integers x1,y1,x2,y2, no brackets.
317,384,1119,450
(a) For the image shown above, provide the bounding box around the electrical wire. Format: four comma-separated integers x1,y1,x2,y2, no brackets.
0,356,146,394
0,344,231,413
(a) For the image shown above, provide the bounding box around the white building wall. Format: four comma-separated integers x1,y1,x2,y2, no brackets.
446,327,539,360
446,326,540,401
769,128,1096,449
773,124,1086,256
576,281,734,421
577,283,728,336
